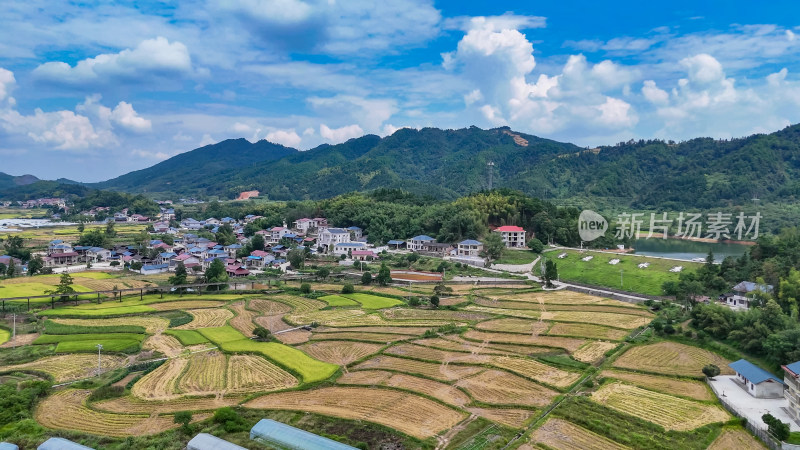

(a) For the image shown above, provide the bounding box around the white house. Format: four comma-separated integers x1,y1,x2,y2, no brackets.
318,228,351,249
783,360,800,422
333,242,367,256
85,247,111,262
729,359,785,398
493,226,526,248
269,226,291,243
457,239,483,257
347,226,363,239
407,235,435,251
139,263,170,275
724,281,774,310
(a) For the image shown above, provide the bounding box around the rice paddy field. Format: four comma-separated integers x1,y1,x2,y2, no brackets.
0,278,762,449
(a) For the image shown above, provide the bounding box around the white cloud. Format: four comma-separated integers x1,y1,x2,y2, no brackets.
0,68,16,106
266,129,302,147
309,95,397,132
110,102,152,132
1,108,116,151
33,37,193,86
132,149,169,160
641,80,669,104
319,124,364,143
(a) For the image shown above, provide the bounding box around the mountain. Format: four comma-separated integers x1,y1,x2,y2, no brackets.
92,138,298,194
0,172,40,190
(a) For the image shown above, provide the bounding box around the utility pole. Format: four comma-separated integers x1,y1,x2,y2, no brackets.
96,343,103,373
487,161,495,190
12,313,16,348
620,269,624,289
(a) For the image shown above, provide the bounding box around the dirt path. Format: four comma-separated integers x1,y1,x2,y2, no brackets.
436,414,478,450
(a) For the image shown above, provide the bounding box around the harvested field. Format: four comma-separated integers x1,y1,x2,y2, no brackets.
229,301,258,336
269,294,325,313
385,343,493,365
0,332,39,347
50,317,169,334
226,354,298,393
1,354,126,382
612,342,733,377
573,341,618,364
592,383,730,431
456,370,558,407
600,370,713,401
287,308,368,325
248,298,292,315
464,330,586,352
489,356,582,388
274,329,312,344
292,309,451,328
298,341,384,365
544,304,653,317
131,357,188,400
545,311,651,329
385,373,471,407
382,308,492,321
178,351,226,395
413,336,540,356
315,326,431,335
310,331,413,343
466,306,540,319
244,386,466,439
337,370,394,385
467,407,536,428
148,300,225,311
475,318,550,334
94,395,242,414
532,418,630,450
175,308,234,329
142,334,184,358
473,297,545,310
254,315,292,333
708,428,766,450
353,355,482,381
36,390,183,437
438,297,466,306
442,335,555,356
504,291,641,308
546,323,629,341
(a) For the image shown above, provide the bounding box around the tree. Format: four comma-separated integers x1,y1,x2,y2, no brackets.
205,259,228,289
430,295,440,308
215,224,237,246
361,271,373,285
300,283,311,294
174,411,193,434
6,259,16,278
169,262,188,287
3,235,30,261
376,262,392,286
251,233,266,251
763,413,791,441
105,221,116,238
702,364,720,379
253,326,273,341
46,273,75,302
287,248,305,269
527,238,544,253
433,283,453,296
316,267,330,280
0,263,5,277
78,229,107,248
342,283,355,294
482,232,505,261
544,260,558,287
77,222,85,233
130,261,143,271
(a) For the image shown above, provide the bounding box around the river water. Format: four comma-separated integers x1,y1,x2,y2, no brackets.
632,238,751,262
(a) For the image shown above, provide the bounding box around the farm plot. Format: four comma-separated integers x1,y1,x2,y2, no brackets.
36,390,188,437
226,354,298,393
1,354,127,382
546,323,629,341
385,343,493,365
248,298,293,315
244,386,466,439
274,329,312,345
319,294,358,306
591,383,730,431
504,291,641,308
42,304,157,317
286,308,368,326
475,318,550,334
50,317,170,334
353,355,482,381
314,326,432,336
543,311,650,329
229,301,259,336
531,418,630,450
543,304,654,317
175,308,234,329
268,294,325,312
342,293,404,309
456,369,558,407
708,428,766,450
467,407,536,429
34,332,146,353
94,395,242,414
573,341,618,364
612,342,733,377
254,314,293,333
142,334,185,357
473,297,545,310
163,329,209,345
148,300,226,311
177,351,226,395
297,341,384,366
466,305,540,320
310,331,413,343
131,357,189,400
385,373,471,407
337,370,394,385
463,330,586,352
418,335,554,356
488,356,582,388
382,308,493,321
600,370,713,401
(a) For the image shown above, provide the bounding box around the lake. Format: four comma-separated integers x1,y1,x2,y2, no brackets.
632,238,750,262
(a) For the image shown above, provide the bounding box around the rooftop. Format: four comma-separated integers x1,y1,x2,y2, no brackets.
729,359,783,384
495,225,524,232
250,419,356,450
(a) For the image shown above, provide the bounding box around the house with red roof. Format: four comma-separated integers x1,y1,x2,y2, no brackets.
493,225,527,248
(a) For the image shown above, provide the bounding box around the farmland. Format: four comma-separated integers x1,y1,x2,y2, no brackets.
0,278,767,449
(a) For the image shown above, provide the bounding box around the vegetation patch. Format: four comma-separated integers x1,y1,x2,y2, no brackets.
163,329,209,346
531,417,630,450
342,293,404,309
49,317,169,334
319,295,359,307
612,341,734,377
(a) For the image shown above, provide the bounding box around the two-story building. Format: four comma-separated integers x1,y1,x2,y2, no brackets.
333,242,367,256
783,360,800,422
724,281,774,310
407,235,435,252
493,226,526,248
318,228,351,250
457,239,483,257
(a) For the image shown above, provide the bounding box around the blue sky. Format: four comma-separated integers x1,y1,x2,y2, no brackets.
2,0,800,181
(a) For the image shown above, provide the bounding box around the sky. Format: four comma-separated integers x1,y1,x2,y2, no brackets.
2,1,800,181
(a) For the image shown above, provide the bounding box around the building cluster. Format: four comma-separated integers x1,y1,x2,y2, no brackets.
15,197,66,209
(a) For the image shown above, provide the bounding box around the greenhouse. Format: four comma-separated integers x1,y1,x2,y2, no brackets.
250,419,357,450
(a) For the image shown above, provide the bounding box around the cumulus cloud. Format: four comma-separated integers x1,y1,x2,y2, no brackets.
309,95,397,132
0,68,16,106
319,124,364,143
132,149,169,160
33,37,193,86
266,129,302,147
110,102,152,132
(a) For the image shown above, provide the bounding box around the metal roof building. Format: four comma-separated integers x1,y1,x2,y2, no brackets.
250,419,356,450
38,438,94,450
187,433,247,450
0,442,19,450
729,359,784,398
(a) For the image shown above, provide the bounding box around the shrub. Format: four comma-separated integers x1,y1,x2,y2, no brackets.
408,297,421,307
213,407,248,433
702,364,720,379
300,283,311,294
361,271,372,285
253,326,273,341
109,261,120,267
430,295,440,308
763,413,790,441
174,411,193,434
341,283,355,294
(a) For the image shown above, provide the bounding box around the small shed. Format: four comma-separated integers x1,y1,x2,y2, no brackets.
187,433,247,450
729,359,785,398
250,419,357,449
38,438,95,450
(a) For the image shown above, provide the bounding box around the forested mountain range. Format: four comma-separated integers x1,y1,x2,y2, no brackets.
4,124,800,215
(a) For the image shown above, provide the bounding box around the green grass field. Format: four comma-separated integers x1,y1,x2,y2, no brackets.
43,320,145,335
0,328,9,345
343,293,403,309
0,283,94,300
551,249,702,295
319,295,358,306
164,329,209,345
37,293,245,316
494,249,538,265
33,332,146,353
41,305,157,317
199,325,338,383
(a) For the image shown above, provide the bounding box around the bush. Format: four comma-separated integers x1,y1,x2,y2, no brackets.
408,297,421,307
109,261,120,267
430,295,440,308
213,407,248,433
702,364,720,379
300,283,311,294
87,384,124,402
174,411,193,434
341,283,354,294
527,238,544,253
253,326,273,341
683,330,693,338
361,271,372,285
763,413,791,441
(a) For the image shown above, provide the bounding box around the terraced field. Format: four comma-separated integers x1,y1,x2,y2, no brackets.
532,418,630,450
298,341,384,365
613,342,734,377
1,354,127,382
456,369,558,407
353,355,482,381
